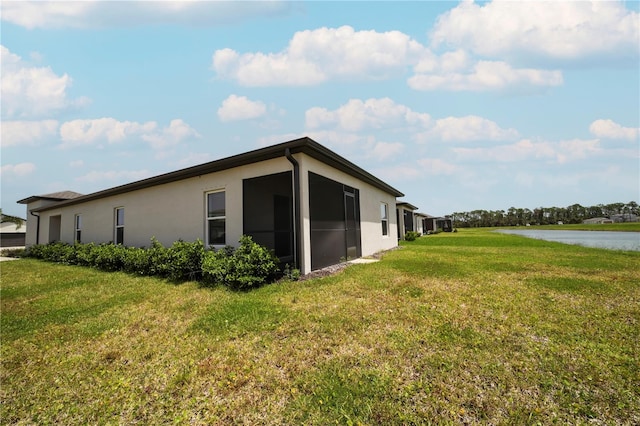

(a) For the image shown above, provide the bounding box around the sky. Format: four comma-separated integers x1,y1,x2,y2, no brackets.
1,0,639,219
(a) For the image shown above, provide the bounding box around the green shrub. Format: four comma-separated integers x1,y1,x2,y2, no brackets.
0,248,25,258
93,243,127,271
404,231,421,241
166,239,205,281
26,236,278,289
26,242,73,263
202,235,279,290
282,264,301,281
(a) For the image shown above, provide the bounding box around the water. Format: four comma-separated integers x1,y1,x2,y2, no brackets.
495,229,640,251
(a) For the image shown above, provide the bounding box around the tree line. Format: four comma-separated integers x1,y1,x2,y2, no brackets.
449,201,639,228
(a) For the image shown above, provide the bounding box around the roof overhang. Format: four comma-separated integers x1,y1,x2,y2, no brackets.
396,201,419,211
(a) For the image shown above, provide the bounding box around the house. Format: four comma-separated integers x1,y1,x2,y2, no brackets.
610,214,639,223
396,201,418,240
0,219,27,248
582,217,614,224
18,137,403,275
414,212,428,235
423,215,453,233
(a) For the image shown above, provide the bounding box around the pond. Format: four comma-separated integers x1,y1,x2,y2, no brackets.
495,229,640,251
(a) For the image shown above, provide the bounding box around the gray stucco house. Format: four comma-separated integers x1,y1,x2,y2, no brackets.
18,137,403,275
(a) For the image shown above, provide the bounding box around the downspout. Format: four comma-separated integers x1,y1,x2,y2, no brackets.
285,148,301,271
30,210,40,245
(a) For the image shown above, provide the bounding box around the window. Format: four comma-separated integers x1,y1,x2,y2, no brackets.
381,203,389,236
206,191,225,246
115,207,124,245
74,214,82,243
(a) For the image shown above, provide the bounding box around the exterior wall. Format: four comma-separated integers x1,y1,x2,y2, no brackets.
23,199,62,246
28,157,292,249
415,215,426,234
296,154,398,273
23,152,399,275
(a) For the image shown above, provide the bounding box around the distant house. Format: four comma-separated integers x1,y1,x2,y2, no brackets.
396,201,418,240
583,217,614,224
423,215,453,233
0,219,27,248
610,214,639,223
18,138,403,275
414,212,428,235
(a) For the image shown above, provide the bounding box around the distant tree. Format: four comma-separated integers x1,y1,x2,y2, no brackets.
448,201,638,228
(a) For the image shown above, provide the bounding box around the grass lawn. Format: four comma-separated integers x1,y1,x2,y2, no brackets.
2,229,639,424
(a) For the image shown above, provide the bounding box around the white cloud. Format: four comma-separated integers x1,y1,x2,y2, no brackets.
212,22,570,93
59,118,157,148
306,98,430,131
453,138,601,164
368,141,405,161
430,0,639,62
1,1,292,29
76,169,152,184
417,158,460,175
141,119,201,149
217,95,267,122
589,119,639,141
69,160,84,168
212,25,425,86
1,120,58,147
418,115,519,142
58,118,199,149
1,45,89,118
1,162,36,178
409,60,563,92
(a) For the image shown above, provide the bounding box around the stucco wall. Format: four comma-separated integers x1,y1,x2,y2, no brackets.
296,154,399,273
29,157,292,249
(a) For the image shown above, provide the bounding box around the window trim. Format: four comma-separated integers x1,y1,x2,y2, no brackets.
74,214,82,243
380,202,389,237
114,207,124,245
205,190,226,247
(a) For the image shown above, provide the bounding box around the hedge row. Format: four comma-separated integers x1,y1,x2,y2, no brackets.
25,236,282,290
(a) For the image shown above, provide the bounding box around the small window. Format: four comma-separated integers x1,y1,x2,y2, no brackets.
115,207,124,245
74,214,82,243
206,191,225,246
381,203,389,236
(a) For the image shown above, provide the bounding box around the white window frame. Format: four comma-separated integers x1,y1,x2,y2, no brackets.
381,202,389,237
114,207,124,245
205,190,226,247
74,214,82,243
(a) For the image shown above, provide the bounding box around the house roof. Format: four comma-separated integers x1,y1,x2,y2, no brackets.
21,137,404,213
17,191,84,205
396,201,419,211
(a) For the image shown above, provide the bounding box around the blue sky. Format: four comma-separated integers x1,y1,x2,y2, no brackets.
2,0,639,219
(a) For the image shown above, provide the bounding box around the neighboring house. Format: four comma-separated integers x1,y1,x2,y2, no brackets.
423,215,453,233
582,217,614,224
0,219,27,248
396,201,418,240
610,214,639,223
414,212,428,235
18,138,403,275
